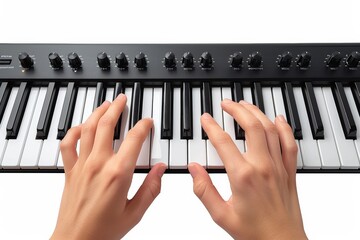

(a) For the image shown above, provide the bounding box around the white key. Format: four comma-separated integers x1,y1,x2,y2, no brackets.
188,88,206,167
222,87,245,152
169,88,187,169
114,87,132,152
105,87,114,102
207,87,223,169
345,87,360,166
272,87,303,169
20,87,47,169
294,87,322,169
38,87,66,168
2,88,39,169
263,87,275,122
322,87,359,169
136,88,152,169
57,87,87,169
243,87,253,152
0,88,18,166
313,87,340,169
150,88,169,167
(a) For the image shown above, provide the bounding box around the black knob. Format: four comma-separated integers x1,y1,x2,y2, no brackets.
68,52,82,69
278,52,292,68
297,52,311,68
230,52,243,68
97,52,110,69
200,52,213,68
181,52,194,68
134,52,147,69
248,52,262,68
326,52,342,68
48,52,63,69
115,52,128,69
18,52,34,68
164,52,176,68
346,51,360,68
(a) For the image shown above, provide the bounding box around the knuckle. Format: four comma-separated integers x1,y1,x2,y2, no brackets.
82,122,96,135
148,181,161,199
286,142,298,155
244,120,263,132
212,132,232,148
211,211,225,226
235,165,255,186
264,123,279,137
193,180,208,200
59,139,70,151
98,115,114,128
84,160,101,177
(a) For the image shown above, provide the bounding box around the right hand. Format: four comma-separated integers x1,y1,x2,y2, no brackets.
188,99,307,240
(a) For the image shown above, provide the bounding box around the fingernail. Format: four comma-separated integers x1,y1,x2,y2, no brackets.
202,112,212,120
117,93,126,100
188,163,198,178
278,115,287,122
240,100,250,105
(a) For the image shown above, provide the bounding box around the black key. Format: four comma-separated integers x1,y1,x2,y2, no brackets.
283,82,302,139
201,82,212,139
93,82,105,110
302,82,324,139
232,82,245,139
332,82,357,139
0,82,11,124
252,82,265,113
113,82,124,139
352,82,360,115
57,82,77,139
6,82,31,139
36,82,58,139
181,82,192,139
161,82,173,139
130,82,143,129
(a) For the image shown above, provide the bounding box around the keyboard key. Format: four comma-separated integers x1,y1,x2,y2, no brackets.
352,82,360,115
188,88,206,167
0,82,11,124
114,88,132,152
313,87,340,169
6,82,31,139
57,82,77,139
253,82,265,113
323,87,359,169
303,82,324,139
93,82,105,110
232,82,245,140
161,82,173,139
263,87,275,122
151,88,169,167
293,87,322,169
243,87,253,152
38,87,66,169
169,88,188,169
332,82,357,139
181,82,192,139
201,82,212,139
130,82,142,129
20,87,47,169
2,88,39,169
113,82,124,140
37,82,58,139
283,82,302,139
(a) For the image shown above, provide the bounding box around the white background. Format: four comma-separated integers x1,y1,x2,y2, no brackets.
1,0,360,239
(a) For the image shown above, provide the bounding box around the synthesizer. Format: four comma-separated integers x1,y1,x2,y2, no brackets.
0,43,360,173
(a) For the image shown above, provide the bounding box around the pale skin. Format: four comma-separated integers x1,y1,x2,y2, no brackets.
51,93,308,240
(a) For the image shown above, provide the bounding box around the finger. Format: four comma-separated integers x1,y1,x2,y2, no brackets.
115,118,153,174
201,113,243,176
188,163,228,225
92,94,126,155
125,163,167,224
60,125,82,173
275,115,298,184
79,101,111,160
221,99,269,158
239,101,282,164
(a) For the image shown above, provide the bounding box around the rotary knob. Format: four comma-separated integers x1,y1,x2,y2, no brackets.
326,52,342,68
164,52,176,69
97,52,110,69
181,52,194,68
115,52,128,69
346,51,360,68
68,52,82,69
297,52,311,69
248,52,262,68
48,52,63,69
200,52,213,69
134,52,147,69
18,52,34,68
278,52,292,68
230,52,243,68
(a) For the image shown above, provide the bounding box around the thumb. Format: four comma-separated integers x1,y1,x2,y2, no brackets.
188,163,228,225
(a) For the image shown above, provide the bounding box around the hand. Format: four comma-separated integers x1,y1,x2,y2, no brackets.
51,94,167,240
189,99,307,240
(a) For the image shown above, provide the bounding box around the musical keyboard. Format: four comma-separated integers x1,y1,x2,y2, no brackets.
0,43,360,173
